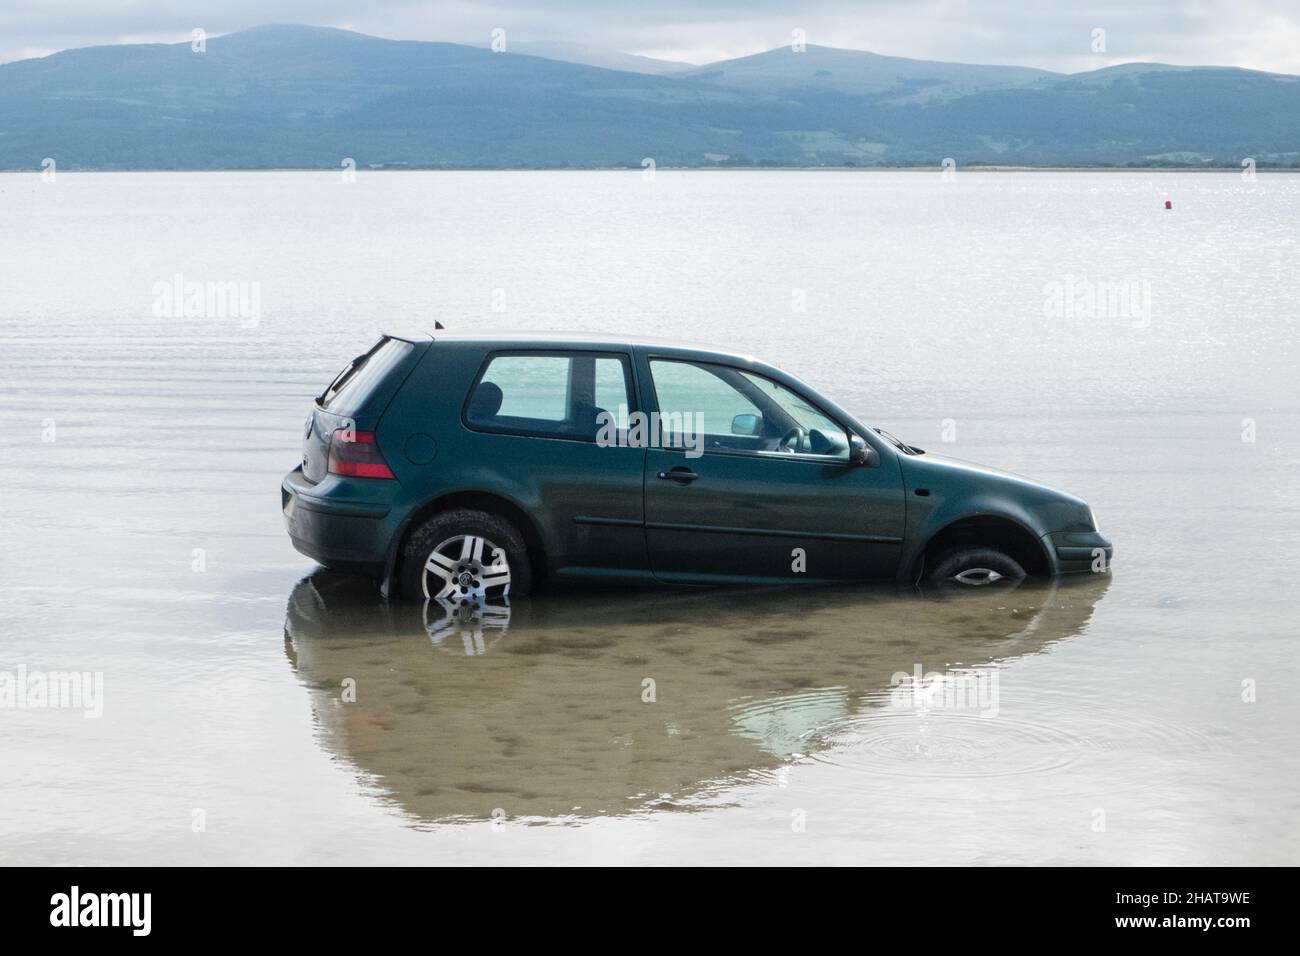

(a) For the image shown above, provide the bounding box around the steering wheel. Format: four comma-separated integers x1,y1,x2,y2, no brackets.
778,426,809,453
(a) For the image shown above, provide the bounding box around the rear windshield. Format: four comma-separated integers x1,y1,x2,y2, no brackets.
318,337,414,415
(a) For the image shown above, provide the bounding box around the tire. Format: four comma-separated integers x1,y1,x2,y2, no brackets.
399,509,533,602
925,547,1026,588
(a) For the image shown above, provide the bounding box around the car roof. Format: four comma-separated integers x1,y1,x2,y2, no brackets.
384,329,763,364
383,328,878,439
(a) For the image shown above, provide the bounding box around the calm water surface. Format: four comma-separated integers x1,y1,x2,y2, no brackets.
0,171,1297,864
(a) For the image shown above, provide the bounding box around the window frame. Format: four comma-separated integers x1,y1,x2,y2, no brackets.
461,348,638,444
644,357,856,464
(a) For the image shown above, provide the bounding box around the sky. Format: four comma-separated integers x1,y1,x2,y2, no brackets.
3,0,1299,73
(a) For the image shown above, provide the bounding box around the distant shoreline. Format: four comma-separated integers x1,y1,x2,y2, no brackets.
3,165,1297,174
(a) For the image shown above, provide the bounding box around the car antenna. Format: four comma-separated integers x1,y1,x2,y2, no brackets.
434,321,445,330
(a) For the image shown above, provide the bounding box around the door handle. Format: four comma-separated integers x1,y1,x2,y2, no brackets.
657,468,699,483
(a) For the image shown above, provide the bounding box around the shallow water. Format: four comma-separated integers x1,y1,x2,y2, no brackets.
1,170,1297,864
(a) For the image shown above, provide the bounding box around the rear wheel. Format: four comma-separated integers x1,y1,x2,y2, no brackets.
400,509,532,602
925,547,1026,588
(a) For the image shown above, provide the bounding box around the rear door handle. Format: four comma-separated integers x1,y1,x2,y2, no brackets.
657,468,699,483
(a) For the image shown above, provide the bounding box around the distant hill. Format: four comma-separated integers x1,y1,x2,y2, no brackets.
500,41,692,75
682,45,1057,99
2,24,1297,169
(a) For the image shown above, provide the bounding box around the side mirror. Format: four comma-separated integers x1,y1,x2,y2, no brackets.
849,435,879,467
731,413,762,436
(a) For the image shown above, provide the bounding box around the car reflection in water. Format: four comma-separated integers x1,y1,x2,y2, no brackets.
423,595,513,655
284,572,1109,824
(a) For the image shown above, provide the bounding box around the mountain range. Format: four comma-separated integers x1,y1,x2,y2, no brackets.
2,24,1297,170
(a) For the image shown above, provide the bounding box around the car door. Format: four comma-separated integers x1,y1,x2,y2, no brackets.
638,354,905,583
462,349,648,579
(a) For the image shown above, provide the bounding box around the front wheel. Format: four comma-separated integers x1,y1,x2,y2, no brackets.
400,509,532,603
925,547,1026,588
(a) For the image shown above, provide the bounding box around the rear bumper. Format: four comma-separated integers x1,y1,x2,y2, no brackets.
281,466,393,573
1044,530,1113,575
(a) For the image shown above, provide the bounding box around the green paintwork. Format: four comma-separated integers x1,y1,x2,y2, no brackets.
281,331,1113,593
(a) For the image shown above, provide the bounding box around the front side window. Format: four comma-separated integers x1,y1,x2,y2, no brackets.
465,352,633,441
649,359,849,459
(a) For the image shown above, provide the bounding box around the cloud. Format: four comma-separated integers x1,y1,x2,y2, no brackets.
2,0,1298,73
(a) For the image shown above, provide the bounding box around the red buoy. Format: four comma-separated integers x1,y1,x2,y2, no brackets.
1165,200,1172,209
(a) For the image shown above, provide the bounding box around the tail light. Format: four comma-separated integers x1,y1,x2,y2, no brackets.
327,429,395,479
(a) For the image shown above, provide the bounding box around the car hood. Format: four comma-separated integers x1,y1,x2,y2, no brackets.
898,452,1095,534
906,452,1068,492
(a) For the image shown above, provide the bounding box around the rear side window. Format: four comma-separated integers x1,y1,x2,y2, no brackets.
465,352,633,441
319,337,414,415
485,355,569,421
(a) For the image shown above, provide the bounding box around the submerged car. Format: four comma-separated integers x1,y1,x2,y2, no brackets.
281,332,1112,601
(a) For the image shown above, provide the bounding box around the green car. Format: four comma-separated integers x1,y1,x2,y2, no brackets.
281,332,1112,601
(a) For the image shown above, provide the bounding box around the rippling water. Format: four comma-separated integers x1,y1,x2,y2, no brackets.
1,171,1297,864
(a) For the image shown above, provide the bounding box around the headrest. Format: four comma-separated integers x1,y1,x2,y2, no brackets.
469,381,503,419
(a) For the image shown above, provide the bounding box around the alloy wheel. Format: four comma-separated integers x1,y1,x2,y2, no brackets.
422,534,512,602
952,567,1005,586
